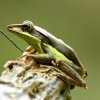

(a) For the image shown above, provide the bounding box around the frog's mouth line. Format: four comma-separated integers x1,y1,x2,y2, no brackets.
6,24,32,39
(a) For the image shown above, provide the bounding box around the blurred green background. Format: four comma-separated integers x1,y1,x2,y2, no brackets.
0,0,100,99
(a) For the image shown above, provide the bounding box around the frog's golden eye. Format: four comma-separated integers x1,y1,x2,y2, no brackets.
22,20,34,32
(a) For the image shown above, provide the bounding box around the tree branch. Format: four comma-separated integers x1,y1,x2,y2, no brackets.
0,47,71,100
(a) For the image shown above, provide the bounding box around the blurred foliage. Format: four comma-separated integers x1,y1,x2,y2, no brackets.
0,0,100,100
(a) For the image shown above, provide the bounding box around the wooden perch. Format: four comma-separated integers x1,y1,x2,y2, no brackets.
0,47,72,100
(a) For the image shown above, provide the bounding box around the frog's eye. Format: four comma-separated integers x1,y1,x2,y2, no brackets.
22,21,34,32
22,24,30,30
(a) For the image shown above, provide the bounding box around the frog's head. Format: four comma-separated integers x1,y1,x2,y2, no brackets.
6,21,43,53
7,20,35,34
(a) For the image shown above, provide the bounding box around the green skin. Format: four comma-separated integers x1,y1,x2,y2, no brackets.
7,23,87,89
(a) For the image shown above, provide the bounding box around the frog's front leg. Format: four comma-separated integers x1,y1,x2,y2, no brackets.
25,45,55,64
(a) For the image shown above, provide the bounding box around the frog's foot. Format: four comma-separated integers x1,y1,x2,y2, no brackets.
17,46,36,61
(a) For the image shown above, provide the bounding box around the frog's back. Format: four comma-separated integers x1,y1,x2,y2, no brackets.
34,25,83,69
